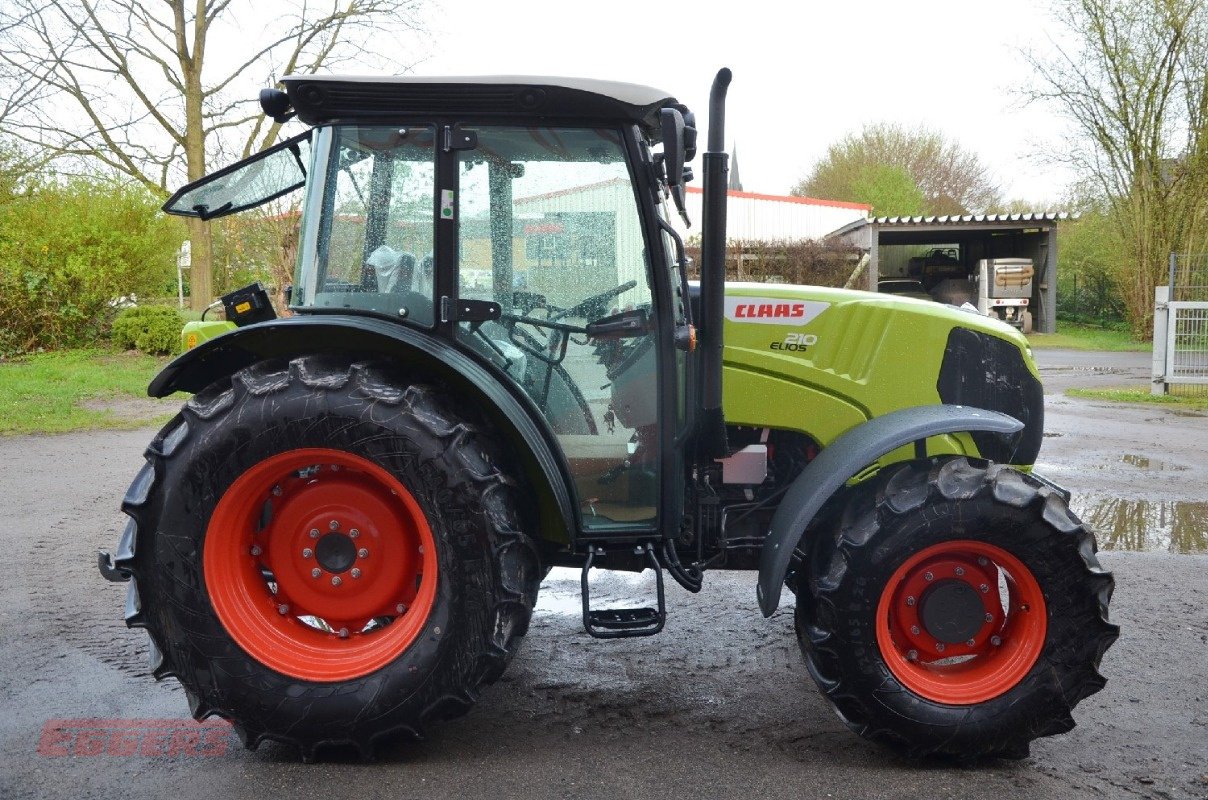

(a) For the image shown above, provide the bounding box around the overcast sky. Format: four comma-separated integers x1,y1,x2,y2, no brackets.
408,0,1074,208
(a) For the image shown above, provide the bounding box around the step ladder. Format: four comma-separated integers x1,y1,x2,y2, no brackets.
580,543,665,639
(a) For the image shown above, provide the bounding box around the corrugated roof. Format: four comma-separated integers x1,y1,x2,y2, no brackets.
869,212,1070,225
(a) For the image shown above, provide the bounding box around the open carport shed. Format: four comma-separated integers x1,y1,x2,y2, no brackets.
831,213,1068,334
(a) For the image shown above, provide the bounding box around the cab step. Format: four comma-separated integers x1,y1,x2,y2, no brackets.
581,543,665,639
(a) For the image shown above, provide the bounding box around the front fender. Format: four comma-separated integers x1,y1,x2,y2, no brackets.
756,405,1024,616
149,315,577,546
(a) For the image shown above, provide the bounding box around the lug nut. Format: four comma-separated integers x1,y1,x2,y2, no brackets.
351,568,361,579
954,566,965,576
984,612,993,622
338,627,349,638
309,528,319,539
935,642,946,652
1020,604,1030,612
906,649,919,661
911,625,921,635
311,568,321,578
329,520,340,531
418,545,425,554
272,485,282,496
966,638,976,647
979,583,990,593
332,576,342,587
991,635,1003,646
396,603,407,614
302,548,313,558
277,604,289,615
977,556,989,566
250,545,262,556
358,548,369,559
349,528,360,539
923,571,934,582
905,596,916,607
331,464,340,472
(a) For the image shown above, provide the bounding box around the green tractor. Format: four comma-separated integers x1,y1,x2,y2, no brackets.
99,70,1117,760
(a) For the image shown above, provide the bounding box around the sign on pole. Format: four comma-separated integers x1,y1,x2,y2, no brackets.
177,240,191,308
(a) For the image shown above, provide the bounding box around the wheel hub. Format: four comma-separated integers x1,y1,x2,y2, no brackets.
315,532,356,574
919,580,986,644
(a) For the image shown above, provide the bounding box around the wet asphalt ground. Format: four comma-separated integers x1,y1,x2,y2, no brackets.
0,348,1206,799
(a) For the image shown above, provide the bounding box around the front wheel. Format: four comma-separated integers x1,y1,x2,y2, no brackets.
796,458,1118,759
115,356,540,758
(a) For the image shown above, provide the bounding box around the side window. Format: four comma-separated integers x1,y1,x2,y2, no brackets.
299,126,436,325
455,127,658,530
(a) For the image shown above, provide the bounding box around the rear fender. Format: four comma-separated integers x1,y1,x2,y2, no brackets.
756,405,1024,616
150,315,576,546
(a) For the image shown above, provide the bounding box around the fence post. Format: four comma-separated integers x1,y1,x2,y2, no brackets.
1152,286,1170,396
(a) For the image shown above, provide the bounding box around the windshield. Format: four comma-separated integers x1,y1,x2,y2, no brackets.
163,132,311,220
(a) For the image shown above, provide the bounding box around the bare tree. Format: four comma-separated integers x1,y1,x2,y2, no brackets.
792,123,1001,216
1024,0,1208,335
0,0,429,310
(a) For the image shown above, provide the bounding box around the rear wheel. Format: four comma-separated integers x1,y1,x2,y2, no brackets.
115,356,540,758
796,458,1118,759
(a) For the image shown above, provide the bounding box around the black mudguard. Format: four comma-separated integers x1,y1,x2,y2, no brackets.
149,315,577,545
756,405,1024,616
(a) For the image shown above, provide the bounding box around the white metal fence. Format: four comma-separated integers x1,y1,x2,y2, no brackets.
1153,288,1208,393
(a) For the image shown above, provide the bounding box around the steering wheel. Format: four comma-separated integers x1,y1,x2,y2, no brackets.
550,280,637,322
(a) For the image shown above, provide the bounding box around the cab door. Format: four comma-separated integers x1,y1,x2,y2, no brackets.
448,125,664,533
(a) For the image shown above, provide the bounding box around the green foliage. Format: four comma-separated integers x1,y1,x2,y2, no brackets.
1056,210,1127,324
1027,0,1208,338
111,305,183,355
848,164,926,217
0,177,182,354
793,123,1000,215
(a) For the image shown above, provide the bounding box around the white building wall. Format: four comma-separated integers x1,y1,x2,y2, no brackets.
674,188,868,243
516,179,650,302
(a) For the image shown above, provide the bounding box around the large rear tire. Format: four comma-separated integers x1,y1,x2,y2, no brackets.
114,356,540,759
796,458,1118,759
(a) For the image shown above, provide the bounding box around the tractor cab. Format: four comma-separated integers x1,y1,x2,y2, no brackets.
163,75,708,568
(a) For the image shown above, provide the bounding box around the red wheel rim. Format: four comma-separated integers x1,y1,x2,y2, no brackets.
203,448,438,682
875,540,1047,704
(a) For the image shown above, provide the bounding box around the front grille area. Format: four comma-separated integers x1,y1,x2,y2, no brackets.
936,327,1044,465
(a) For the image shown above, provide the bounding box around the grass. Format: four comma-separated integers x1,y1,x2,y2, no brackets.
1068,386,1208,411
1027,321,1150,351
0,349,179,435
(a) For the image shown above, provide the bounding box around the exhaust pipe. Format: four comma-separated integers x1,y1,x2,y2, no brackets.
697,68,731,460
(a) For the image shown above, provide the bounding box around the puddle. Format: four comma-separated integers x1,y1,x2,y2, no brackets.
1071,495,1208,554
1119,453,1188,471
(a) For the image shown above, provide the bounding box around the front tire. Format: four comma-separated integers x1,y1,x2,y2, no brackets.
796,458,1118,759
115,356,540,758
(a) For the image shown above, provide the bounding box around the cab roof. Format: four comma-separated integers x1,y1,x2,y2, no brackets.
281,75,681,137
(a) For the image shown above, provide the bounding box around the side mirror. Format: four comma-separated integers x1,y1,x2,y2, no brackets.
660,107,691,226
660,108,685,188
682,110,698,162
